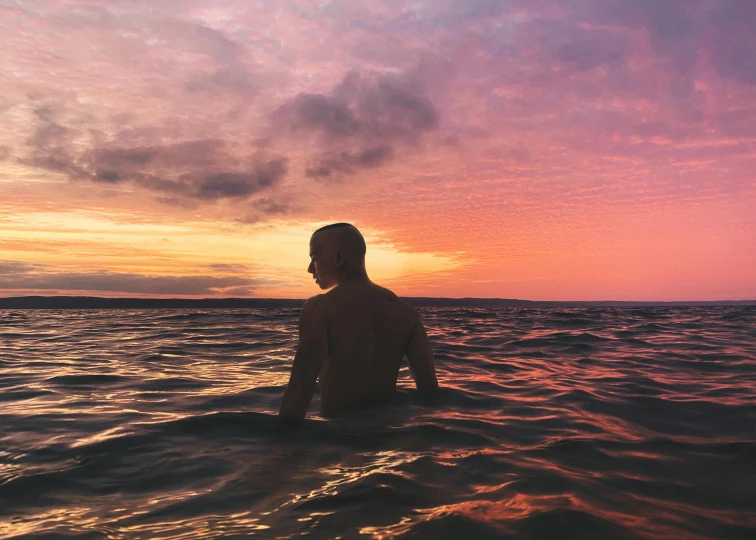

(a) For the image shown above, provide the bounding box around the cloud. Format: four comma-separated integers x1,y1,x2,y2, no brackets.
184,66,258,95
0,261,41,275
276,93,360,138
235,197,301,224
1,4,290,210
276,71,439,141
599,0,696,48
0,259,266,295
204,263,250,273
5,6,444,204
709,1,756,85
23,127,289,202
3,0,756,223
272,70,439,177
304,145,394,177
186,161,287,200
22,105,89,179
518,0,756,87
554,32,627,71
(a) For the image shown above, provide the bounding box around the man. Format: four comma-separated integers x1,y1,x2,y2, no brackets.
278,222,438,422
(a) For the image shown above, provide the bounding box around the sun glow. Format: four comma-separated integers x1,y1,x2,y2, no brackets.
0,211,464,297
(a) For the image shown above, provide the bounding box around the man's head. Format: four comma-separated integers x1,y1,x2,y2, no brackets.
308,223,367,289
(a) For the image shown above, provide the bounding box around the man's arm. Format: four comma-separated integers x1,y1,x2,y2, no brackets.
279,296,328,422
405,310,438,393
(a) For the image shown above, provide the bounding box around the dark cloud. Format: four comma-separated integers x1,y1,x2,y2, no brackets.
278,93,360,137
28,155,89,179
235,197,300,224
0,259,263,295
86,140,228,176
30,106,68,147
23,126,288,202
305,145,394,178
24,105,90,178
255,197,296,215
186,160,287,200
273,71,438,177
138,158,287,201
276,72,439,141
20,64,438,197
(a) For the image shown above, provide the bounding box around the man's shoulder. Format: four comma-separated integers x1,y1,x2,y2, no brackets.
304,294,326,308
299,295,328,330
367,282,403,304
386,290,415,313
376,287,419,324
301,294,328,317
316,282,414,316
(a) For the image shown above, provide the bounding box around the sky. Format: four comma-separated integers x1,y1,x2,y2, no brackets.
1,0,754,301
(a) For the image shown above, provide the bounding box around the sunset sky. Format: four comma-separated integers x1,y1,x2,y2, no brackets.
1,0,754,300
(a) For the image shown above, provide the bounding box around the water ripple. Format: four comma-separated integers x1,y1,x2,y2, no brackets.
1,307,755,539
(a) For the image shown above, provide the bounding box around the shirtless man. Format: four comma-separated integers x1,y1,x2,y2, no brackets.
278,223,438,422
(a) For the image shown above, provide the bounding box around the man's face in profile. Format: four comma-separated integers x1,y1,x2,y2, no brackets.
308,233,337,290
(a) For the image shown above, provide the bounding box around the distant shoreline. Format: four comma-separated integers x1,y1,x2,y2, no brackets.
1,296,754,309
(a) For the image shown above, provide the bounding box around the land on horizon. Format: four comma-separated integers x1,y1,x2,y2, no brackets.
1,296,754,309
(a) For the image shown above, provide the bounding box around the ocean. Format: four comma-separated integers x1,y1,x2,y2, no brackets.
0,307,754,539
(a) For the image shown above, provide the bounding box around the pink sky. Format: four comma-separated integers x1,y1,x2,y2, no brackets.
1,0,754,300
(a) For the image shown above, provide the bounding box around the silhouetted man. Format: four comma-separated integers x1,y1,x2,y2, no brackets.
279,223,438,421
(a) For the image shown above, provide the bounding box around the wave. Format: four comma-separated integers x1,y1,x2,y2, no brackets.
1,307,755,539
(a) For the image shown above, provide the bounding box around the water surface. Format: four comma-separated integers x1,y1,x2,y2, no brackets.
1,307,754,538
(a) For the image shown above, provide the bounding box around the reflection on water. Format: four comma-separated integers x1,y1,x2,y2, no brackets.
1,307,755,539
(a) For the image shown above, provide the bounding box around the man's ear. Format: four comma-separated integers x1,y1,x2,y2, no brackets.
335,251,347,267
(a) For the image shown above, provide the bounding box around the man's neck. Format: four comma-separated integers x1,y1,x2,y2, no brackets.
338,268,370,284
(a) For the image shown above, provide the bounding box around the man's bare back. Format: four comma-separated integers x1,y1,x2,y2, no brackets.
318,280,437,414
278,223,438,422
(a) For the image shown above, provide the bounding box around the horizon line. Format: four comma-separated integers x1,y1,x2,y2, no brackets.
1,295,754,305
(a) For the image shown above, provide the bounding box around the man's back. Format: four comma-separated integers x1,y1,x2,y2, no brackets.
317,280,437,415
278,222,437,422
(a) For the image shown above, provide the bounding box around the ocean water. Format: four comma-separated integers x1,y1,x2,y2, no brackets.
0,307,754,539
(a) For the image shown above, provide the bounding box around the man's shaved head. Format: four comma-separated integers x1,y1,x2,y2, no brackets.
312,223,366,264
